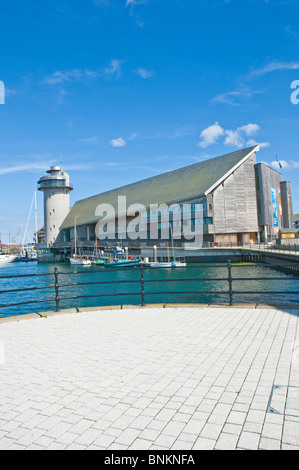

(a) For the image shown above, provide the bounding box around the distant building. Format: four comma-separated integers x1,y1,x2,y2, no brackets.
278,228,297,240
35,226,45,245
0,243,21,253
293,214,299,231
39,146,294,251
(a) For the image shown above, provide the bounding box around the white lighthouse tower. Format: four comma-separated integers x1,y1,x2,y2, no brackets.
38,166,73,247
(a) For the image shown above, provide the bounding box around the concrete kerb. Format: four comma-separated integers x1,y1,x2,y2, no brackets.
77,305,122,312
1,302,298,324
0,303,216,324
256,303,299,310
37,308,78,317
0,313,41,324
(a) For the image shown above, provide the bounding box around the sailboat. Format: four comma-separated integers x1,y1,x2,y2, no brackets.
150,226,186,268
149,241,173,268
18,191,38,262
91,234,107,265
170,224,186,267
69,216,91,266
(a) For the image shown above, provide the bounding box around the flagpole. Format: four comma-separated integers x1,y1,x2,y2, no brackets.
276,154,282,170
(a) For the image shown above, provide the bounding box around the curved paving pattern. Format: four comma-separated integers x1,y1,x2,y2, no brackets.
0,306,298,450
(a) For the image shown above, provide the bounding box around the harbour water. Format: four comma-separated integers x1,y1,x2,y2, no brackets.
0,261,298,318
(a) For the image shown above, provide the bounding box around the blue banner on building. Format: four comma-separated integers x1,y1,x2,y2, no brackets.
271,187,279,234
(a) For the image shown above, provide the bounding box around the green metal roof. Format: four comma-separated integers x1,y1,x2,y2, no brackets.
60,145,258,229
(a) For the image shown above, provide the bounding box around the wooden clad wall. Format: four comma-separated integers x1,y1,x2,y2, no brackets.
212,154,259,235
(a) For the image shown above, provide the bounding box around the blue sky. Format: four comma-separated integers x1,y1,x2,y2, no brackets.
1,0,299,243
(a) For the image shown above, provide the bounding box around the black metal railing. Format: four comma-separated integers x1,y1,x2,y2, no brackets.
0,261,299,316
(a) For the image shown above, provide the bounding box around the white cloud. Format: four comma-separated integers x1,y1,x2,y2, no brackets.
271,159,299,171
104,59,123,77
238,123,260,137
78,136,99,143
212,91,245,106
224,123,261,148
224,129,245,148
198,122,224,148
44,60,124,86
43,69,98,85
198,122,268,149
213,61,299,107
0,162,51,176
135,68,155,79
125,0,146,6
5,88,16,97
246,139,270,149
251,60,299,77
110,137,126,147
127,132,138,140
124,0,147,26
224,124,261,148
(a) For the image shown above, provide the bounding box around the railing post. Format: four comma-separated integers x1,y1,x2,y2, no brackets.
54,267,60,312
227,260,233,306
140,265,145,307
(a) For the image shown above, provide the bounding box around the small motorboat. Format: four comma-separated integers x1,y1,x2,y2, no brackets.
104,259,140,268
92,258,107,265
171,261,187,267
149,261,186,268
18,252,37,262
0,254,18,264
149,262,173,268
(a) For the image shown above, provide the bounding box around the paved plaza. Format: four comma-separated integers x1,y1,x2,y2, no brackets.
0,305,298,450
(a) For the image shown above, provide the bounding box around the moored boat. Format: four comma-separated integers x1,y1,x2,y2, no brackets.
104,259,140,268
69,216,91,265
171,261,187,267
92,258,107,265
0,254,18,264
70,256,91,266
149,262,173,268
18,251,37,262
149,261,186,268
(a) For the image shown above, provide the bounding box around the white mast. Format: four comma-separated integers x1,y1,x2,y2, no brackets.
22,191,35,249
34,190,38,244
74,215,77,256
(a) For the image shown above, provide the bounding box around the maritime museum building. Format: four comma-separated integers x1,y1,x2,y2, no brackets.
37,145,293,249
